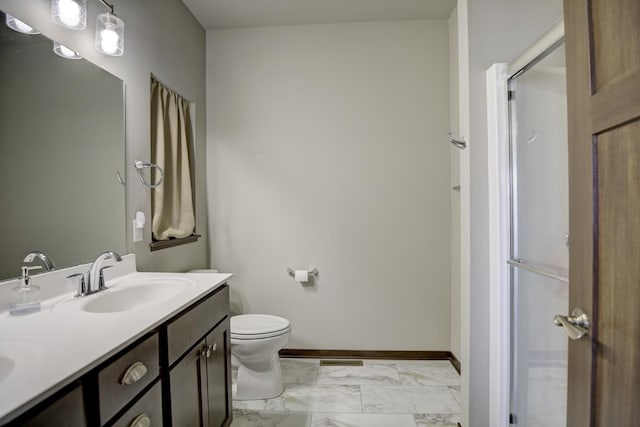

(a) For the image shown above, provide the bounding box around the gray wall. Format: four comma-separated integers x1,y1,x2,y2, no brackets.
0,0,209,272
466,0,563,424
206,20,452,350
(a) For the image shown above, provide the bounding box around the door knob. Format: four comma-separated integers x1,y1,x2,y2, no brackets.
554,307,590,340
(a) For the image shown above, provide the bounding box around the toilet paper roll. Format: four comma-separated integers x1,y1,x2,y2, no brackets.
294,269,309,283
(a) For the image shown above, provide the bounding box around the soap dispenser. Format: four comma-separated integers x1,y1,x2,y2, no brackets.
9,266,42,315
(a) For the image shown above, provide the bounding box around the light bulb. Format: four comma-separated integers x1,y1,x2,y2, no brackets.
100,27,119,54
6,14,40,34
52,0,86,30
59,45,75,56
14,19,36,33
58,0,81,27
95,13,124,56
53,41,82,59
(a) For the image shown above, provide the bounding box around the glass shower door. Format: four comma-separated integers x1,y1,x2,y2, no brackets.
508,42,569,427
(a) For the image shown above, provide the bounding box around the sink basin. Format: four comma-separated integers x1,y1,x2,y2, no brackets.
0,341,41,385
81,277,195,314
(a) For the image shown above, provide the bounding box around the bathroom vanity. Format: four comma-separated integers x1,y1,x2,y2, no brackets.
0,258,233,427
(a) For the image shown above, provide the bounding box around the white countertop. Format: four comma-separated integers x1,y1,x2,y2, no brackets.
0,256,231,423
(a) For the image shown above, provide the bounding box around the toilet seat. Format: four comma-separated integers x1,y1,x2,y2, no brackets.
231,314,291,340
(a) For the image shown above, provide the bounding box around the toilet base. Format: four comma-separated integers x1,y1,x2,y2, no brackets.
233,353,284,400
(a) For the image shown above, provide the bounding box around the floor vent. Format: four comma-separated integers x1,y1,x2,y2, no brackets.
319,360,364,367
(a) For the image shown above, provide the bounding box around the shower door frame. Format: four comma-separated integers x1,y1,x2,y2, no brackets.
486,19,565,427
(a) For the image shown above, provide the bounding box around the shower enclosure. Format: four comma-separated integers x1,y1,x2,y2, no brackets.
507,40,569,426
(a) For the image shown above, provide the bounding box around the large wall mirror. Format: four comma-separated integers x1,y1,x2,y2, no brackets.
0,11,126,281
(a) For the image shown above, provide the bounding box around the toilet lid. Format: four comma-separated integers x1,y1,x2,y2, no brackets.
231,314,291,339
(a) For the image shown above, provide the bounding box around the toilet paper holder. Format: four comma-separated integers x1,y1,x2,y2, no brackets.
286,267,319,278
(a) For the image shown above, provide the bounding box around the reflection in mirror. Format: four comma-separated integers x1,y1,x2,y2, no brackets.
0,11,126,281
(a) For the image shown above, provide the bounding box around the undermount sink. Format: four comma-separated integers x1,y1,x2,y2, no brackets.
81,277,195,314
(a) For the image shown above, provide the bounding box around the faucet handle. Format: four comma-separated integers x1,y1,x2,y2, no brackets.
67,273,87,298
98,266,113,290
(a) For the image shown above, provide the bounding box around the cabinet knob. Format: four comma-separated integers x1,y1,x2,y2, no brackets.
120,361,148,385
129,413,151,427
199,343,217,359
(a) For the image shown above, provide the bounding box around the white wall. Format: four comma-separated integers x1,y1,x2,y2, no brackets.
466,0,563,424
206,20,452,350
448,6,462,362
0,0,209,273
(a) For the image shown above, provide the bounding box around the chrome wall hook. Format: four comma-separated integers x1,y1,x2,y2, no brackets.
116,171,126,186
524,130,538,144
448,131,467,149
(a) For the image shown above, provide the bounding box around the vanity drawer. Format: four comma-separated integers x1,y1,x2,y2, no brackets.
110,382,162,427
167,284,229,365
98,333,160,424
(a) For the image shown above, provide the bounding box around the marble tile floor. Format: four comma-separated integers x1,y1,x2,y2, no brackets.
231,358,461,427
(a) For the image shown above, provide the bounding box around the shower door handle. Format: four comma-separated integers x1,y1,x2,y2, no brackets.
554,307,590,340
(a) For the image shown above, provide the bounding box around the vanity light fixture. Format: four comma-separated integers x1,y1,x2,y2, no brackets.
52,0,87,30
53,41,82,59
5,14,41,34
95,0,124,56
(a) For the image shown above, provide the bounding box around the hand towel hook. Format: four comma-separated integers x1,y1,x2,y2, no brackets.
524,130,538,145
134,160,164,188
116,171,126,186
448,131,467,149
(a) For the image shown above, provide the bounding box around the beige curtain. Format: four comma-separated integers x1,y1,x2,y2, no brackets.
150,78,195,240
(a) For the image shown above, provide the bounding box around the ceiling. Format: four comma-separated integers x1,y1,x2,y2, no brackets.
182,0,457,31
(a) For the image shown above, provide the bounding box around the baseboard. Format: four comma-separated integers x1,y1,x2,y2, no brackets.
450,353,461,375
279,348,459,368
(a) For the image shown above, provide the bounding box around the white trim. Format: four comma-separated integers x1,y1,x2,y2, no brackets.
456,1,471,426
486,63,511,427
507,18,564,77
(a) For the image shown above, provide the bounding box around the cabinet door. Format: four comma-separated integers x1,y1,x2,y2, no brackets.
169,340,208,427
22,385,87,427
204,318,231,427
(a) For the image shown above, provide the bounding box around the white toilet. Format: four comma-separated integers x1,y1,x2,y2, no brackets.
188,270,292,400
231,314,291,400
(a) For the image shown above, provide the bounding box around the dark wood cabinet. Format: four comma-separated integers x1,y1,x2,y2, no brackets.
98,333,160,424
167,289,231,427
21,385,87,427
110,383,162,427
203,320,231,427
3,284,231,427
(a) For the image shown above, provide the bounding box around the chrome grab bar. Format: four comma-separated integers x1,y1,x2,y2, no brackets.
448,131,467,149
507,258,568,283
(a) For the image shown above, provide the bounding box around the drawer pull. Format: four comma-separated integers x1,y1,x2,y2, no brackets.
129,413,151,427
120,362,148,385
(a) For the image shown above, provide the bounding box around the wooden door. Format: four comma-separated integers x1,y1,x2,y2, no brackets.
204,318,232,427
564,1,640,426
170,340,208,427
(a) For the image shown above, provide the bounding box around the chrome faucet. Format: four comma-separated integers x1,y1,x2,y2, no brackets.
88,251,122,293
23,251,56,272
68,251,122,297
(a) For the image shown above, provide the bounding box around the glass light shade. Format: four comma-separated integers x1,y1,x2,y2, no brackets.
5,14,41,34
95,13,124,56
52,0,87,30
53,41,82,59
